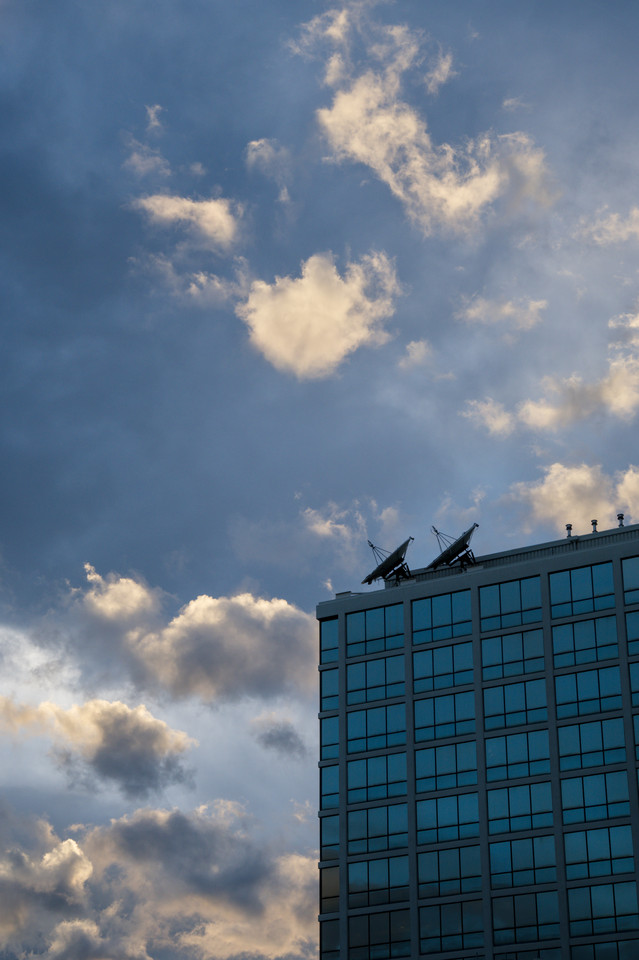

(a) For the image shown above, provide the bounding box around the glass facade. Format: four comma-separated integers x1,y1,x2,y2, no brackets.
318,525,639,959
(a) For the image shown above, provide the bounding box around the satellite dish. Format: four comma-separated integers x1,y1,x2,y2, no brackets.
362,537,414,585
426,523,479,571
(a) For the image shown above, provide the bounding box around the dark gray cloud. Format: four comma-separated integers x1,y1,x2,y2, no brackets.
0,696,196,800
0,803,316,960
252,717,308,760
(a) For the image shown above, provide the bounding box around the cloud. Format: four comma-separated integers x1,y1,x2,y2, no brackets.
236,250,399,378
83,804,317,960
462,398,515,436
0,696,196,798
424,49,455,95
246,138,292,207
509,462,639,534
251,714,307,759
517,356,639,430
145,104,164,132
123,140,171,178
457,295,547,330
502,96,527,112
133,194,242,251
303,9,551,233
466,305,639,435
398,339,432,369
65,566,317,704
0,805,317,960
578,206,639,245
133,254,245,305
301,497,404,570
302,500,365,543
0,827,92,945
246,138,290,179
46,919,131,960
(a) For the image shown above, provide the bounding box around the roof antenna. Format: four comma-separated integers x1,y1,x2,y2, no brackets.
362,537,414,585
427,523,479,571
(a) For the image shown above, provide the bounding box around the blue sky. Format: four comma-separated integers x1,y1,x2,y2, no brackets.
2,1,639,957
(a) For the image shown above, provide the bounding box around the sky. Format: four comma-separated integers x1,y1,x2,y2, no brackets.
2,0,639,956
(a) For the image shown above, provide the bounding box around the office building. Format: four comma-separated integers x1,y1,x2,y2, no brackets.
317,520,639,960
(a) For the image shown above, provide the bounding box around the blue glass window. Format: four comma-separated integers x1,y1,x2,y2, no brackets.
346,655,405,705
414,690,475,740
320,814,339,861
416,792,479,843
418,844,481,897
634,714,639,761
346,603,404,658
348,854,409,908
568,881,639,937
419,899,483,953
622,556,639,605
485,729,550,781
558,717,626,770
555,665,621,718
413,640,473,693
553,615,617,667
483,677,547,729
416,741,477,792
561,771,630,823
348,909,410,960
550,562,614,618
627,610,639,655
347,704,406,753
572,940,639,960
347,752,407,803
412,589,471,644
320,617,339,664
320,865,339,913
320,716,339,759
565,825,634,880
482,628,544,680
492,891,559,943
480,577,541,631
320,668,338,711
490,834,556,888
347,802,408,855
629,661,639,705
320,765,338,809
488,781,552,834
320,919,339,960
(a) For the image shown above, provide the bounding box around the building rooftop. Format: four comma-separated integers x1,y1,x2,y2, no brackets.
319,521,639,605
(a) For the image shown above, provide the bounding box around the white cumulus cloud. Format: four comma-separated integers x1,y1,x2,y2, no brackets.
302,8,551,234
236,250,399,378
134,194,241,251
510,463,639,535
65,565,317,704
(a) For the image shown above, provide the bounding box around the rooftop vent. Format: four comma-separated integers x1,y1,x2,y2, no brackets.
618,513,625,527
591,519,598,533
566,523,572,537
